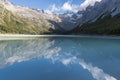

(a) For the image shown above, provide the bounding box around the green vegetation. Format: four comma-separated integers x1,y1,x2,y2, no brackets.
0,5,53,34
72,13,120,35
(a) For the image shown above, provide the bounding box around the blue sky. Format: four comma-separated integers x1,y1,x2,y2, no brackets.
9,0,84,10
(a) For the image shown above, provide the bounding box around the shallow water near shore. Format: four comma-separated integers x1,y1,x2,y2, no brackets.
0,36,120,80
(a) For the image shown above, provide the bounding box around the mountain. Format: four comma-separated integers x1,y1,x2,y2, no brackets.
55,0,113,31
1,0,120,35
70,0,120,35
0,0,61,34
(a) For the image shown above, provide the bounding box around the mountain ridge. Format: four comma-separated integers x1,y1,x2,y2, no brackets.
69,0,120,35
1,0,120,35
0,0,62,34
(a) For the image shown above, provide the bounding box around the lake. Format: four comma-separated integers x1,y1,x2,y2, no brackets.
0,36,120,80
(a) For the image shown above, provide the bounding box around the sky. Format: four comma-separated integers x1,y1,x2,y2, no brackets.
9,0,83,9
8,0,102,13
9,0,84,13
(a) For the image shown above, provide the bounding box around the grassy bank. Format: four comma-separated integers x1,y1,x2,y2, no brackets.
0,5,53,34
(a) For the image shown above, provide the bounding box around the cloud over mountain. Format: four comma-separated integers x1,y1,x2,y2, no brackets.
80,0,102,10
61,0,79,12
46,0,102,13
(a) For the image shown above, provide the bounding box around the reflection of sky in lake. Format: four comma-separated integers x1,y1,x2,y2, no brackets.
0,37,120,80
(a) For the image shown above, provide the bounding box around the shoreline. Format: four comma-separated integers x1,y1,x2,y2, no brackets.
0,34,120,40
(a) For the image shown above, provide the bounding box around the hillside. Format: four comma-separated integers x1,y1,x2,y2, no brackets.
70,0,120,35
71,13,120,35
1,0,120,35
0,0,57,34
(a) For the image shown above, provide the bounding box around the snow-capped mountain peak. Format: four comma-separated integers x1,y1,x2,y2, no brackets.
56,0,120,31
1,0,120,32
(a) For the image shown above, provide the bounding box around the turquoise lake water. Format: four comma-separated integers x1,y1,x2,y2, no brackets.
0,37,120,80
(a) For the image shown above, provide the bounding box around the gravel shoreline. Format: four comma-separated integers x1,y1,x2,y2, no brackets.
0,34,120,40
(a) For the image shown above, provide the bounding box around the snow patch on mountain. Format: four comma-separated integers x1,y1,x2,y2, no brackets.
80,0,102,11
57,0,120,31
78,0,120,24
0,0,59,21
55,0,104,31
1,0,120,32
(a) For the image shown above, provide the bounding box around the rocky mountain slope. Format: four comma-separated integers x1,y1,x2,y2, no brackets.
1,0,120,35
56,0,120,35
72,13,120,35
0,0,61,34
70,0,120,35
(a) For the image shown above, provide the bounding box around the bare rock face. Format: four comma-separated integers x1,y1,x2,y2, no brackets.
77,0,120,24
81,0,120,25
0,0,60,34
55,0,120,31
0,0,65,32
1,1,51,24
1,0,120,33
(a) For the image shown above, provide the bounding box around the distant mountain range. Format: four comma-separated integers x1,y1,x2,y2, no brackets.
0,0,120,35
70,0,120,35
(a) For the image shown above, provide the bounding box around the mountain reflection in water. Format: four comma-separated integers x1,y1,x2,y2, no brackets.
0,37,120,80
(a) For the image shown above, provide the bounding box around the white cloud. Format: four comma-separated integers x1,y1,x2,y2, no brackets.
49,4,60,12
61,0,79,12
46,0,102,13
61,0,103,12
61,58,72,65
79,60,117,80
44,4,60,14
61,57,76,65
80,0,102,10
44,10,53,14
57,56,117,80
46,0,80,13
62,1,72,11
